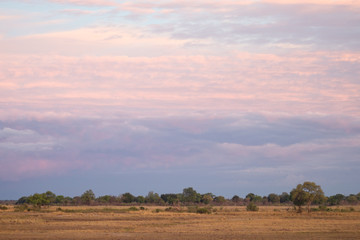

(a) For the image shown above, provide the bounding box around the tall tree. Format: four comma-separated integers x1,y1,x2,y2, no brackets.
290,182,325,212
80,189,95,205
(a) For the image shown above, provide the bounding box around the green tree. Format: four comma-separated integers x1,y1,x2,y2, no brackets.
201,193,214,205
55,195,65,205
327,194,345,205
280,192,290,203
80,189,95,205
16,196,29,205
290,182,325,213
27,193,49,208
161,194,179,205
182,187,200,203
213,196,226,204
246,202,259,211
246,193,262,202
45,191,56,204
231,195,241,203
267,193,280,204
346,195,358,205
145,191,163,204
136,195,145,204
121,192,136,203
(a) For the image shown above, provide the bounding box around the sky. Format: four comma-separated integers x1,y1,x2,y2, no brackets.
0,0,359,200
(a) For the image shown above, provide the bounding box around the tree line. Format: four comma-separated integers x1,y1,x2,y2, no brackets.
13,182,360,212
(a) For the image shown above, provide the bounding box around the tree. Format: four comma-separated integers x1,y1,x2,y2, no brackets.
16,196,29,205
231,195,241,204
45,191,56,204
290,182,325,213
27,193,50,208
280,192,290,203
246,193,262,203
346,195,358,205
267,193,280,204
161,194,179,205
201,193,214,205
55,195,65,205
327,194,345,206
80,189,95,205
213,196,226,204
182,187,200,203
136,195,145,204
121,192,136,203
145,191,163,204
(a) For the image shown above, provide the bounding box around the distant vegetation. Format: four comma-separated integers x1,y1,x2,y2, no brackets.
5,182,359,213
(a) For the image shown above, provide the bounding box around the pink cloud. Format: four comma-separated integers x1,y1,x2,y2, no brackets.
0,158,86,181
49,0,117,7
0,52,359,120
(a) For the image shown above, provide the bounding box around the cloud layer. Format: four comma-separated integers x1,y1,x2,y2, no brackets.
0,0,359,199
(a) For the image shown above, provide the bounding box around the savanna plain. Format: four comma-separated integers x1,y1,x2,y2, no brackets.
1,205,360,240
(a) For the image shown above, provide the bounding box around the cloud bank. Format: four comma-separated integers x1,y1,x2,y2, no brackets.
0,0,359,199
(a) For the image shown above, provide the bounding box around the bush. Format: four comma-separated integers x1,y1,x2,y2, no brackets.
186,206,212,214
196,207,212,214
128,206,139,211
246,202,259,211
0,205,8,210
165,207,183,212
14,204,30,212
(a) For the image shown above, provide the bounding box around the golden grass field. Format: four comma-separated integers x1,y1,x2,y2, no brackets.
1,205,360,239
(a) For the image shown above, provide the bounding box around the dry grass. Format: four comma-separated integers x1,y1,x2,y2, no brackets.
1,205,360,239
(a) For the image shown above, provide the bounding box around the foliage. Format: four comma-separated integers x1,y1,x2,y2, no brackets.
280,192,290,203
290,181,325,213
121,192,136,203
196,207,212,214
16,196,29,205
246,202,259,211
246,193,262,203
346,195,358,205
14,204,30,212
327,194,345,205
55,195,65,205
28,193,50,207
145,191,163,204
80,190,95,205
182,187,201,203
12,184,360,208
267,193,280,204
161,194,179,205
0,205,8,210
128,206,139,211
136,196,145,204
201,193,214,204
213,196,226,204
231,195,241,203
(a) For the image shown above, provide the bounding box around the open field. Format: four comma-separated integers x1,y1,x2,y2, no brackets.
1,206,360,240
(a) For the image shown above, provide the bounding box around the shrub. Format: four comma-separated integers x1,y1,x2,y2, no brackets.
246,202,259,211
128,206,139,211
318,205,329,211
154,208,163,213
14,204,30,212
0,205,8,210
165,207,183,212
196,207,212,214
